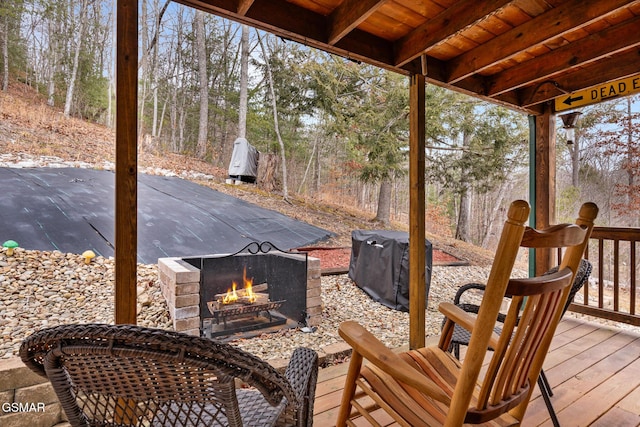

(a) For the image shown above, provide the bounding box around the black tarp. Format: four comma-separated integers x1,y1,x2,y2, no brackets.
0,167,333,264
348,230,432,312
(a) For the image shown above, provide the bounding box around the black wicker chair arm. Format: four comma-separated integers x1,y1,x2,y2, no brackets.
453,282,487,305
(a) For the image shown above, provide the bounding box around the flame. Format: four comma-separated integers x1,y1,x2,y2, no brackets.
221,268,257,304
243,268,257,303
222,281,239,304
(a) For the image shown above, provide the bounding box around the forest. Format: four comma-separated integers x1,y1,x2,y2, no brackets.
1,0,639,251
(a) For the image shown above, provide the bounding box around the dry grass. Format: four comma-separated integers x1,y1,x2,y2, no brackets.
0,82,496,265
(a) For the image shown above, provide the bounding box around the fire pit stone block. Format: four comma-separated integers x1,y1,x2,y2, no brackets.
306,257,323,326
158,258,201,336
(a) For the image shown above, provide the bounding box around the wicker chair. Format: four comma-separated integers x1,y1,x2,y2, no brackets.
19,324,318,427
445,259,592,427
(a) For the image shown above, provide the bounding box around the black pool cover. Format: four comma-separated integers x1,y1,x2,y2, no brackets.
0,167,333,264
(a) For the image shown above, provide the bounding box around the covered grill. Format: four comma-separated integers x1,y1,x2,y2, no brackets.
228,137,259,183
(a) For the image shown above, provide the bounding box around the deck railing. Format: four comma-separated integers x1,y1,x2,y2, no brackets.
568,226,640,326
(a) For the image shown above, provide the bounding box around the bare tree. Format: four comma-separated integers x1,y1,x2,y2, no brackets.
455,131,472,241
195,9,208,158
257,32,289,200
238,24,249,139
63,0,88,117
1,0,9,91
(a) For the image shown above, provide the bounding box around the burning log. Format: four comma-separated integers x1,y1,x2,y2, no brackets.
209,282,270,312
213,291,269,306
214,283,267,303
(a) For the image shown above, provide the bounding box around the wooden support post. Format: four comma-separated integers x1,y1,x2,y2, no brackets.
534,105,556,275
409,73,426,350
115,0,138,325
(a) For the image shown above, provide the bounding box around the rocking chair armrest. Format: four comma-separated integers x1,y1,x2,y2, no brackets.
439,302,501,350
339,321,451,404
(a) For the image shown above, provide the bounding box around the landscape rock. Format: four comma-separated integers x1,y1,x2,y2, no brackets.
1,246,502,361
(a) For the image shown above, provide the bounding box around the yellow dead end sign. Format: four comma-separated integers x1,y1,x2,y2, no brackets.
555,74,640,112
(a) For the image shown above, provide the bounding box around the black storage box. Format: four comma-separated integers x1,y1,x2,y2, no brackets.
348,230,432,312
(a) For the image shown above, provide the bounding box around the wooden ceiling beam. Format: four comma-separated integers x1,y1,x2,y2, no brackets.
236,0,254,15
334,28,406,72
446,0,634,84
393,0,513,68
486,16,640,97
175,0,409,73
179,0,326,41
461,78,541,115
328,0,388,45
521,48,640,108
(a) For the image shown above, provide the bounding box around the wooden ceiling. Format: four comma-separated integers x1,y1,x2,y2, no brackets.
177,0,640,115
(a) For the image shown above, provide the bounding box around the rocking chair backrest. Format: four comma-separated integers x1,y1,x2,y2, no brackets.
453,202,598,425
469,268,572,422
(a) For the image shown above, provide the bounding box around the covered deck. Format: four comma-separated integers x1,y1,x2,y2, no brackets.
114,0,640,348
109,1,640,424
313,317,640,426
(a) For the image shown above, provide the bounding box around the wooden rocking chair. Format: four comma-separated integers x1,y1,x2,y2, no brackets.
336,200,598,426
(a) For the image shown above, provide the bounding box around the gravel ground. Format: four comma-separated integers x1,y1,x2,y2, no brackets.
4,247,639,365
0,248,497,361
0,155,500,362
231,265,496,361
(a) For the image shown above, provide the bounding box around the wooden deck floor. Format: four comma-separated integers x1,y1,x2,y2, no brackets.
313,317,640,427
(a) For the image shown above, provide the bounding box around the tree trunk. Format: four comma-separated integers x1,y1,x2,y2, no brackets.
138,0,148,134
455,130,472,241
298,136,317,194
481,182,509,248
195,10,208,158
170,86,177,151
2,12,8,91
374,178,393,224
63,0,88,117
625,97,637,227
151,41,158,136
258,34,288,199
157,96,167,138
258,153,278,192
314,140,320,194
46,5,65,107
238,24,249,139
569,129,580,188
570,134,579,187
456,187,471,241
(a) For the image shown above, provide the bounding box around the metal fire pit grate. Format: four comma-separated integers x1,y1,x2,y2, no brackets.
203,300,287,338
207,300,285,322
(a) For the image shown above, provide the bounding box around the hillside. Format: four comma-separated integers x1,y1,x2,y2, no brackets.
0,83,495,266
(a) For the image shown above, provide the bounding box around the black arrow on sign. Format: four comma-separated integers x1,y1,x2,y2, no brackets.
563,95,584,106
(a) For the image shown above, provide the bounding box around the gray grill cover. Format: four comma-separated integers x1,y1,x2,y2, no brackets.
228,137,259,178
348,230,432,312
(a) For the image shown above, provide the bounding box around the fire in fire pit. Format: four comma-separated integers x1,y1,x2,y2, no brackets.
216,268,259,305
188,242,307,339
205,268,287,335
204,277,287,337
